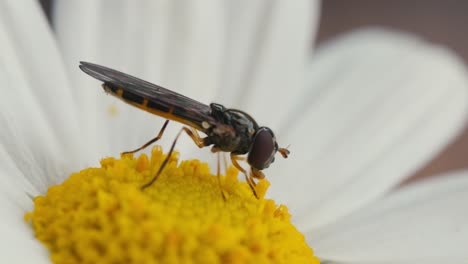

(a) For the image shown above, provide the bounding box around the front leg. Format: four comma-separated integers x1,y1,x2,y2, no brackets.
230,154,259,199
251,167,265,180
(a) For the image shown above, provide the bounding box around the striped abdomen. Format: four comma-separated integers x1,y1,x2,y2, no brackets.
102,82,209,131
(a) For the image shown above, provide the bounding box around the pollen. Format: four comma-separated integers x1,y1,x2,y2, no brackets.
25,146,319,264
107,103,119,117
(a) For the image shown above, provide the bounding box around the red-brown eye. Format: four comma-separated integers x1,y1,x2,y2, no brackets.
247,127,278,170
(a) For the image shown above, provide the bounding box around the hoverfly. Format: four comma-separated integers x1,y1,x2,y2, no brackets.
79,62,289,199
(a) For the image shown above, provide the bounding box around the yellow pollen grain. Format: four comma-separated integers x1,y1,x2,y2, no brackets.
107,103,119,117
25,146,319,264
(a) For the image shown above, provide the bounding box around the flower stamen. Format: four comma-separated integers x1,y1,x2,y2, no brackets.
25,146,319,264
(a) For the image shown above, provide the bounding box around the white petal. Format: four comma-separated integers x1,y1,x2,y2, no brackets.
0,0,80,148
0,167,50,263
0,0,83,190
0,224,50,264
268,29,468,230
219,0,318,130
311,170,468,263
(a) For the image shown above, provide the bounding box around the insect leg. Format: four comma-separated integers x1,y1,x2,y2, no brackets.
180,127,206,148
233,156,246,161
251,167,265,180
230,154,259,199
222,152,229,172
141,126,208,190
212,147,230,169
211,147,228,200
122,120,170,155
217,153,226,200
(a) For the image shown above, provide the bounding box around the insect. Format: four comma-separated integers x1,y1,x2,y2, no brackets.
79,61,290,199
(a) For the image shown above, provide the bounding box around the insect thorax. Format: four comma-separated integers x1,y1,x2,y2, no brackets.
206,104,258,154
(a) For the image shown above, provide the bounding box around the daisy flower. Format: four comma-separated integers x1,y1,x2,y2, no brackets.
1,1,468,263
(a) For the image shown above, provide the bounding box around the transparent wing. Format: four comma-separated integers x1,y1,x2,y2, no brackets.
80,61,215,131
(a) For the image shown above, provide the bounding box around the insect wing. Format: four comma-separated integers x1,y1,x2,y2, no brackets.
80,61,215,131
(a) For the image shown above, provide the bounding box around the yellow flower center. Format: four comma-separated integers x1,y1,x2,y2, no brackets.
25,146,319,264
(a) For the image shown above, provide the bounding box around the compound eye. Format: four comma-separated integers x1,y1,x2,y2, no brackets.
247,127,277,170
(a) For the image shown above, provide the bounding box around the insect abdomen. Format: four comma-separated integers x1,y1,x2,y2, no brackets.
102,82,170,111
102,82,203,130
